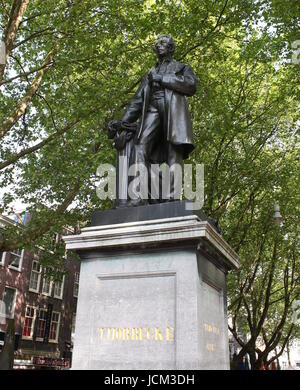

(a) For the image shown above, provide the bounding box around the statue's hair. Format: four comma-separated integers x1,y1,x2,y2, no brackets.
155,34,176,54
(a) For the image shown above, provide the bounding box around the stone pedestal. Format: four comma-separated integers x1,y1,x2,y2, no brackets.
63,202,240,370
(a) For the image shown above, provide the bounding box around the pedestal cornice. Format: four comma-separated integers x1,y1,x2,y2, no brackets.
63,215,240,270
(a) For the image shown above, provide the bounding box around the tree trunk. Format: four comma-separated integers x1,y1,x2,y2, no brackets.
287,341,291,366
249,350,257,370
252,359,262,370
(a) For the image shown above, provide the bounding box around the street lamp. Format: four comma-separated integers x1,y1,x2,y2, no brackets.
273,202,282,225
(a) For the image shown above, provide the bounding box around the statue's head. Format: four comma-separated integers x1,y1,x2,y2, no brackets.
153,34,175,58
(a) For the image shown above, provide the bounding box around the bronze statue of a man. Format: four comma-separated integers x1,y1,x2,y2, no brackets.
110,34,198,206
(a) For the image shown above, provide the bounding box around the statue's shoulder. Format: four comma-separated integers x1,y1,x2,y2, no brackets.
172,59,185,67
171,60,191,73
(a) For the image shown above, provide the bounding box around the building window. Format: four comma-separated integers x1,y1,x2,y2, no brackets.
51,233,62,250
42,269,53,296
29,261,41,292
49,312,60,342
36,309,47,340
53,275,65,299
73,272,79,297
8,249,24,271
22,306,36,339
0,287,16,318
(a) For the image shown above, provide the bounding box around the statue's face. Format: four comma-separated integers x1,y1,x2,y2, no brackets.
155,36,172,57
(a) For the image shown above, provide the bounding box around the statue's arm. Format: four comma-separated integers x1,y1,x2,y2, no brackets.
161,65,198,96
121,77,146,123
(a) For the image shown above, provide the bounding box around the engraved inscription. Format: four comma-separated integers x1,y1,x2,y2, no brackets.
204,323,220,336
206,343,216,352
97,326,175,342
204,323,220,352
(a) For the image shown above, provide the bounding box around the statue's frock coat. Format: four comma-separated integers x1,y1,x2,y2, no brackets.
122,59,198,159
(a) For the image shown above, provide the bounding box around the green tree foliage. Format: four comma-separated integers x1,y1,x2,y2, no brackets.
0,0,299,368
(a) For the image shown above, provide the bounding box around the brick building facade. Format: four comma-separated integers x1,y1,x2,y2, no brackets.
0,215,80,369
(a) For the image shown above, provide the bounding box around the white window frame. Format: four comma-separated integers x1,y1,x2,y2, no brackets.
22,305,36,340
41,268,53,297
8,249,24,271
53,275,65,300
71,312,76,337
29,260,41,293
0,286,17,319
49,311,61,343
0,251,6,266
73,272,79,298
35,308,47,342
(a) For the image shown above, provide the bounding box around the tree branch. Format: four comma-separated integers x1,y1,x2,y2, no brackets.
0,175,83,252
0,50,53,140
266,325,294,367
256,240,278,335
0,118,80,171
0,61,53,86
12,27,55,49
0,0,30,83
179,0,230,60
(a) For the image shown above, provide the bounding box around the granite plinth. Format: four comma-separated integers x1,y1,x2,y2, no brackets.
91,200,207,226
63,203,240,370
